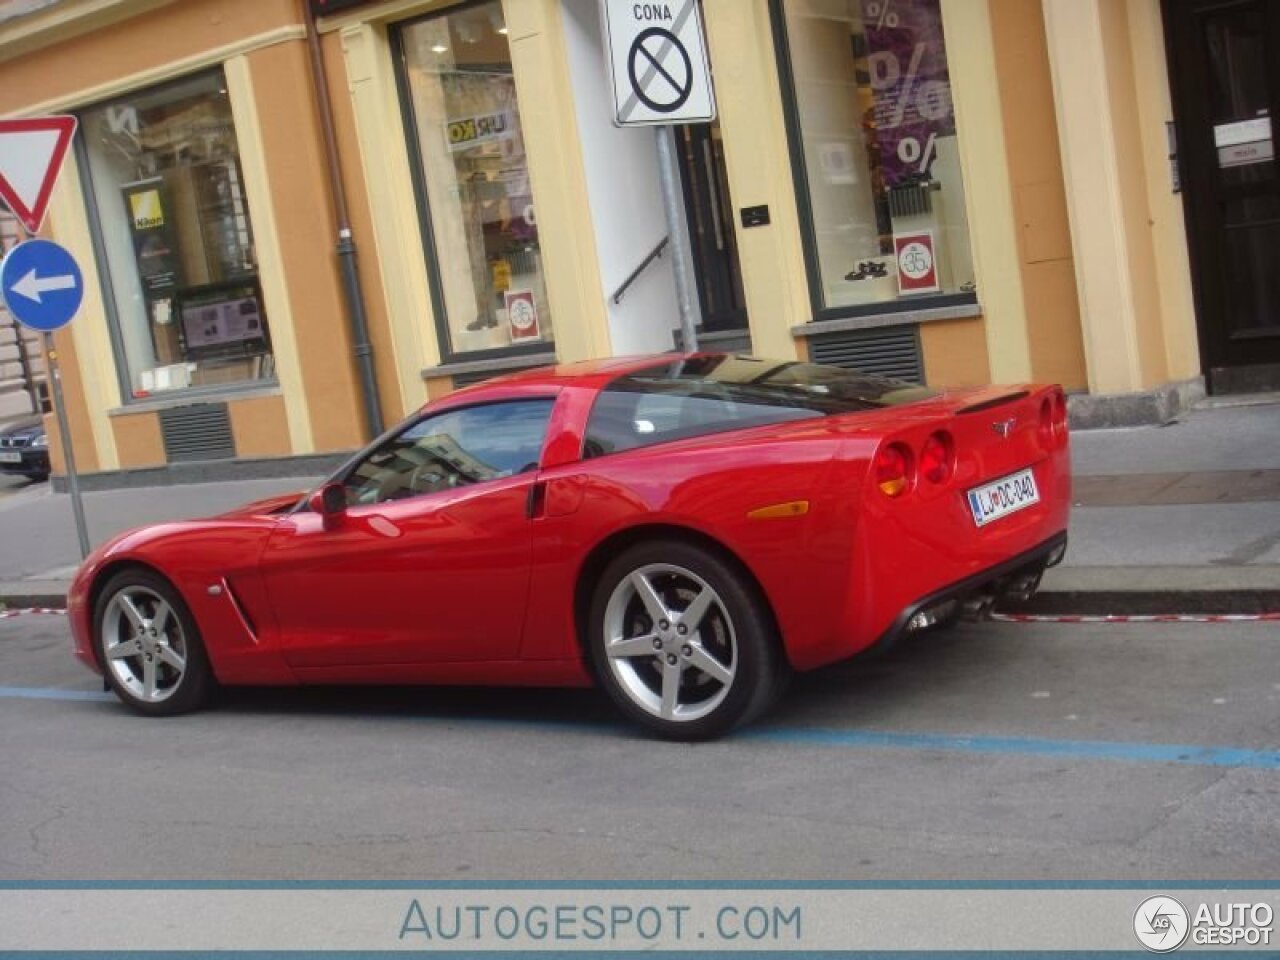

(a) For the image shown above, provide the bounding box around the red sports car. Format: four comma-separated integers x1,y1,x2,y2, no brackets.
69,354,1070,739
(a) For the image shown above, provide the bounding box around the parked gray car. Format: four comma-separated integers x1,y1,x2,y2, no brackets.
0,417,50,482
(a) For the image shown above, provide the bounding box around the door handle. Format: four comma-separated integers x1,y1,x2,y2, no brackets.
526,480,547,519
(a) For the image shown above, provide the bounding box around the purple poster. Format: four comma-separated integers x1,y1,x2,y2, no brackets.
862,0,955,189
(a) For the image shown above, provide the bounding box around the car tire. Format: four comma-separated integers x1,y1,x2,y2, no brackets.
93,568,213,717
587,540,788,740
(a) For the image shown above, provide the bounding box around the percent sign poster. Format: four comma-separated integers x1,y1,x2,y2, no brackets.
862,0,955,188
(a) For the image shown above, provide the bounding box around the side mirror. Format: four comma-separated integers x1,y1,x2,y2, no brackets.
309,482,348,531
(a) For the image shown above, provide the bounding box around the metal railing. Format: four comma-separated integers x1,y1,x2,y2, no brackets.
610,235,669,305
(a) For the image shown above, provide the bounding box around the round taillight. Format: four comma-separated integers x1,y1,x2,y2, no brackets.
1038,398,1055,449
1052,391,1069,445
921,431,954,484
875,443,913,497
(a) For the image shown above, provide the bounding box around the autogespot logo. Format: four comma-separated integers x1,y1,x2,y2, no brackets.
1134,896,1191,952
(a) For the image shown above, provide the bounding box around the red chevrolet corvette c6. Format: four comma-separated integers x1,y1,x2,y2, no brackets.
69,353,1070,739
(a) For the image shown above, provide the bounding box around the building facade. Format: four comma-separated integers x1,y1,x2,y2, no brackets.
0,0,1271,478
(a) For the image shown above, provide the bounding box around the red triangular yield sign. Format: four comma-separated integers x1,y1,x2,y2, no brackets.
0,115,78,235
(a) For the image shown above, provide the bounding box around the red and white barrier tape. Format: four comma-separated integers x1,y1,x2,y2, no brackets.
0,607,66,620
992,611,1280,624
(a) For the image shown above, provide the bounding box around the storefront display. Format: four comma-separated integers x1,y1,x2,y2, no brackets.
80,70,272,398
779,0,975,314
396,0,553,359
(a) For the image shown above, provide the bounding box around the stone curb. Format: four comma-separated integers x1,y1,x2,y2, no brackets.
1005,589,1280,618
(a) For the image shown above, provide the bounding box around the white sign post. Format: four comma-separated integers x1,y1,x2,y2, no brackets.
602,0,715,351
0,116,91,559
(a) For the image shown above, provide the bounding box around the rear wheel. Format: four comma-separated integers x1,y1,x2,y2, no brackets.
588,541,786,740
94,569,213,716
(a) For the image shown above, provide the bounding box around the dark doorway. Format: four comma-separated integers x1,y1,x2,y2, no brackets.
1165,0,1280,392
675,122,749,340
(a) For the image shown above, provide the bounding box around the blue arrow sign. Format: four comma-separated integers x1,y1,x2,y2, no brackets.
0,238,83,333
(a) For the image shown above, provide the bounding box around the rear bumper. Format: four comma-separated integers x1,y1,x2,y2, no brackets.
871,530,1067,652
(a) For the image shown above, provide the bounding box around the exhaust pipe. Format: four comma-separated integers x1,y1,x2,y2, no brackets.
961,592,997,621
1001,571,1043,604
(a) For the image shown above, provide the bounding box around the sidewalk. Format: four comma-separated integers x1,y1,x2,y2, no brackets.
1039,397,1280,611
0,399,1277,612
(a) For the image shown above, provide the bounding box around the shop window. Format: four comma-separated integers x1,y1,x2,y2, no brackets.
395,1,552,360
80,70,273,400
776,0,976,318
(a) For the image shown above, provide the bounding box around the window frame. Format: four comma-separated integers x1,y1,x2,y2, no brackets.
767,0,978,325
390,0,554,366
73,66,276,407
332,395,558,507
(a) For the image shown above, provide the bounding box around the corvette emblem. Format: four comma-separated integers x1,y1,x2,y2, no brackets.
992,418,1016,438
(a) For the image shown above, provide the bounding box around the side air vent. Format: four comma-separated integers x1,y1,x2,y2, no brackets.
158,403,236,464
808,324,923,383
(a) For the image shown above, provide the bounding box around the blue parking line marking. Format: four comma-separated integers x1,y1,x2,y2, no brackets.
745,726,1280,769
0,685,112,702
1,684,1276,770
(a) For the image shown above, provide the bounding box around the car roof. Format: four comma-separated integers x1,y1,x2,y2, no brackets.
490,353,688,386
439,353,695,403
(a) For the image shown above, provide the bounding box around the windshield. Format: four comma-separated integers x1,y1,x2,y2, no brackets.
583,355,936,458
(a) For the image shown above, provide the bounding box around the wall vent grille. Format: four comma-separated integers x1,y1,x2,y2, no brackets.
808,324,923,383
158,403,236,463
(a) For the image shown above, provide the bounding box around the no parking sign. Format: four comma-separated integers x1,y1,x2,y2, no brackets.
603,0,716,126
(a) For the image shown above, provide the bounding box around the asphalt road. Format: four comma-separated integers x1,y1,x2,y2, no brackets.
1,613,1277,881
0,474,37,502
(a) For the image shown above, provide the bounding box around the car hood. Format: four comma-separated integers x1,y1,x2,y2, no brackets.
0,418,43,440
211,490,307,519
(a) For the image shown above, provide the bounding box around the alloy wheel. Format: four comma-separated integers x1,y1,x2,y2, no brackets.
602,562,737,723
100,585,190,704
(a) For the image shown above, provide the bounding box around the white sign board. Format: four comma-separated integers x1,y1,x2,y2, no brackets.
603,0,716,126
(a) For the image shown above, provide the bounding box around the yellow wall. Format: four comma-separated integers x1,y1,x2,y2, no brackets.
111,413,166,468
703,0,808,360
990,0,1086,390
0,0,380,470
321,29,408,424
1100,0,1168,387
0,0,299,114
244,39,365,452
504,0,612,363
921,318,992,388
5,0,1210,482
1043,0,1196,394
943,0,1033,385
1127,0,1200,382
229,395,292,458
40,330,100,475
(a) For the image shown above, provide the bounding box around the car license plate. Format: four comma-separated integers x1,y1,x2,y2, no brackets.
0,451,21,464
968,468,1039,527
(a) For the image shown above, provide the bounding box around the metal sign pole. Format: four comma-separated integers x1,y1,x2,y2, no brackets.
655,125,698,352
42,332,90,559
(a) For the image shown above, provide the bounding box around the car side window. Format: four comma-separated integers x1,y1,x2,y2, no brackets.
342,399,554,506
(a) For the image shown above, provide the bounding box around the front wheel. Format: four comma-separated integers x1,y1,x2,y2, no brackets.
94,569,213,716
587,541,787,740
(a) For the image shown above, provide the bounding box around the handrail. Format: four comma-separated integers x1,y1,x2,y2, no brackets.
610,235,670,304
